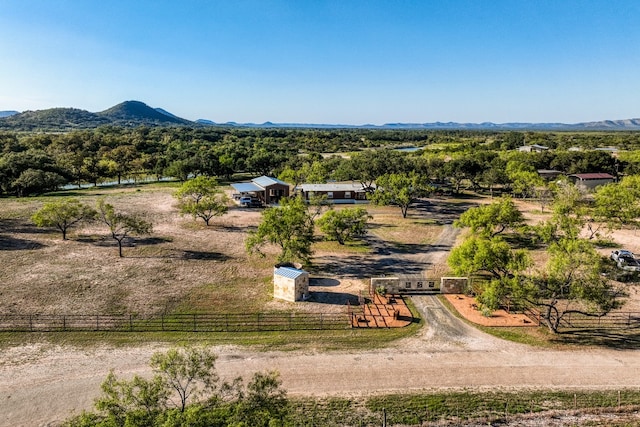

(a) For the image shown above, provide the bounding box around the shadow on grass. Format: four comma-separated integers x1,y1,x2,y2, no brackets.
310,278,340,287
0,218,50,235
180,251,230,261
307,291,359,305
553,328,640,349
0,235,46,250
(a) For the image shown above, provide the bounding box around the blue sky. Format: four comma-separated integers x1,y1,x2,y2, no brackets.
1,0,639,124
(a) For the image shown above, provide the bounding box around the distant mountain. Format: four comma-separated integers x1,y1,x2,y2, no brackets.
0,101,192,131
195,118,640,130
1,100,638,131
195,119,217,125
98,101,192,125
0,108,111,131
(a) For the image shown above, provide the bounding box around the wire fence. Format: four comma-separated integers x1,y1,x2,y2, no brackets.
0,312,350,333
289,390,640,426
556,311,640,330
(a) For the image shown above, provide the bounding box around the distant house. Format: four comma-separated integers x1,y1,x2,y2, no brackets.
294,182,372,203
537,169,564,181
231,176,290,205
568,173,615,190
518,144,549,153
273,265,309,302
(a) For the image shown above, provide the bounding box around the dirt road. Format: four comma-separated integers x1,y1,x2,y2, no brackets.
2,295,640,427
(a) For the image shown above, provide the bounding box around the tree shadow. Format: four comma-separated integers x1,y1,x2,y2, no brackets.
552,328,640,349
306,291,360,305
0,218,50,235
135,237,173,245
309,278,340,287
313,253,426,278
0,235,46,250
412,199,475,225
180,250,230,261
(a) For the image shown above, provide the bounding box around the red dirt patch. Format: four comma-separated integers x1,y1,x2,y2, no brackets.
445,294,538,327
351,293,413,328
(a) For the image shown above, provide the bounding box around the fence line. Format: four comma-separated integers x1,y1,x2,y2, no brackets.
0,312,350,333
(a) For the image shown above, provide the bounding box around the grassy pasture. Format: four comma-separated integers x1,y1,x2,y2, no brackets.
0,183,430,348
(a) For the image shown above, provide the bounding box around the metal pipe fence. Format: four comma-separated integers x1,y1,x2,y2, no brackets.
0,312,350,333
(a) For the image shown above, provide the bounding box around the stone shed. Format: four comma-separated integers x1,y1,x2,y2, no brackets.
273,265,310,302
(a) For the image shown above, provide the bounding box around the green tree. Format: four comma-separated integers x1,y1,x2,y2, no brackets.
246,196,315,265
454,197,524,237
97,199,153,257
447,235,531,281
150,347,219,413
31,198,96,240
521,237,624,333
174,176,228,226
94,371,168,425
317,207,371,245
232,371,289,427
591,175,640,237
371,172,431,218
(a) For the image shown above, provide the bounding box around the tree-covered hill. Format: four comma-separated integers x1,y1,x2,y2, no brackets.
0,108,111,131
97,100,193,126
0,101,193,131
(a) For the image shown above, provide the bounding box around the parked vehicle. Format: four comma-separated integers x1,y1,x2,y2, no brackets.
611,250,634,263
239,196,262,208
618,258,640,272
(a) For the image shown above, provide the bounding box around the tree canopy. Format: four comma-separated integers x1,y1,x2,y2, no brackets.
246,196,315,265
31,198,96,240
174,176,228,226
97,199,153,257
454,197,524,237
317,206,371,245
371,172,431,218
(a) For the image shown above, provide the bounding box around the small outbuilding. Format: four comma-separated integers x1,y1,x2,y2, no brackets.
273,265,309,302
568,173,615,190
294,181,373,203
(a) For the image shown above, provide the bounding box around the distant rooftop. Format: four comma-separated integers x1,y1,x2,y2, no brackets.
570,173,615,180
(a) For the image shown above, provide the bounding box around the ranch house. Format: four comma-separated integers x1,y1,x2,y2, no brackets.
231,176,291,205
294,182,373,204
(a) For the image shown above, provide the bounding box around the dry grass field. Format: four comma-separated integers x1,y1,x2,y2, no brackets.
0,184,454,318
2,187,639,321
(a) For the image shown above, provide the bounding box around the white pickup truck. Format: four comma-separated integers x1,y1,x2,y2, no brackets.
611,250,640,272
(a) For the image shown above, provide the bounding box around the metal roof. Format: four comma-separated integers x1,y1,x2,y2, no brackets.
252,176,290,188
231,182,263,193
570,173,615,180
274,266,307,280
